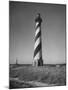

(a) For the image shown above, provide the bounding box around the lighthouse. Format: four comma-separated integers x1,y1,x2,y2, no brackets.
33,13,43,66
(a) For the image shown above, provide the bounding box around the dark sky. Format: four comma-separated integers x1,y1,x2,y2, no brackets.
9,1,66,64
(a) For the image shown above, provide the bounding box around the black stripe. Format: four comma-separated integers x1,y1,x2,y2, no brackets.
35,30,41,42
38,56,42,61
34,42,41,57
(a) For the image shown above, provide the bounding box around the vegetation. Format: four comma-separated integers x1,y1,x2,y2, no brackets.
9,64,66,88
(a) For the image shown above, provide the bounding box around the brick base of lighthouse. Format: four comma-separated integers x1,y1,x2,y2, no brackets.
33,58,43,66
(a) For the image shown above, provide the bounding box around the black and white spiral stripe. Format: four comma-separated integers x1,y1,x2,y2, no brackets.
33,21,42,65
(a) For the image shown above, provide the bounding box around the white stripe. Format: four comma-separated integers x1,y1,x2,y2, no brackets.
35,27,40,37
36,22,39,27
34,37,41,50
34,51,42,60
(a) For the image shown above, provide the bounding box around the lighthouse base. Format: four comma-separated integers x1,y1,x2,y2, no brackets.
38,59,43,66
33,59,43,66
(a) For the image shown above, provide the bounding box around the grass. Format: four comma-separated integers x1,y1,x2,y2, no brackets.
9,64,66,88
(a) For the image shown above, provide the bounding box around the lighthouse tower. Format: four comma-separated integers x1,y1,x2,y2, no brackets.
33,13,43,66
